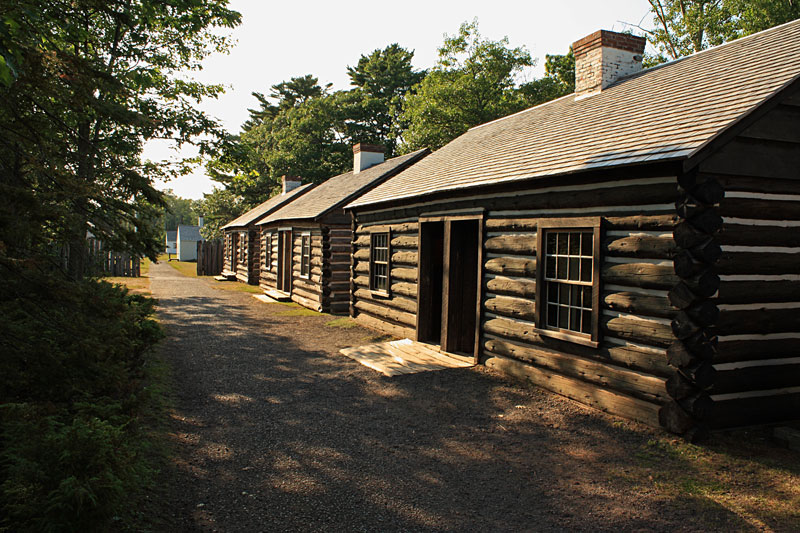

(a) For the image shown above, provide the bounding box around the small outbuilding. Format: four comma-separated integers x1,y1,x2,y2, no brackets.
176,223,203,261
345,23,800,437
221,178,313,284
257,144,428,313
165,230,177,257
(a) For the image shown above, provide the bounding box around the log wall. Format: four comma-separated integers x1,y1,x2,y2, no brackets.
223,231,235,274
233,228,259,284
693,92,800,429
352,175,682,427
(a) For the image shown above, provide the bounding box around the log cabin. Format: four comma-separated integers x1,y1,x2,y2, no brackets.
344,22,800,438
220,177,313,284
256,144,428,313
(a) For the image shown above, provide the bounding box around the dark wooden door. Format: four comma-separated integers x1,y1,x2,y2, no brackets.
277,230,293,292
441,219,481,355
416,221,444,344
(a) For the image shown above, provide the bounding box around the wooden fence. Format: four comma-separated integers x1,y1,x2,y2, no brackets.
197,240,223,276
87,239,140,277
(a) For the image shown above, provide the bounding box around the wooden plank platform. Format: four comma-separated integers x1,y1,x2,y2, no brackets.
215,271,237,281
340,339,474,377
263,289,291,302
252,294,279,304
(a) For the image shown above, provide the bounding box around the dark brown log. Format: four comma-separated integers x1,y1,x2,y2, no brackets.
716,307,800,335
602,263,679,290
685,301,719,326
680,270,720,299
603,214,678,231
675,198,713,221
604,235,676,259
485,219,538,232
671,311,701,340
717,251,800,276
354,312,415,340
682,329,718,358
667,341,694,367
687,210,723,234
602,291,676,319
356,222,418,234
677,391,713,419
715,174,800,195
668,282,701,309
674,222,712,249
716,280,800,304
485,295,535,321
708,392,800,429
659,401,697,435
680,360,716,389
485,256,536,277
603,315,674,347
484,338,669,403
716,337,800,363
719,198,800,220
484,234,536,254
677,177,724,205
673,250,706,278
486,276,537,299
484,355,662,426
713,364,800,395
718,224,800,247
666,372,702,400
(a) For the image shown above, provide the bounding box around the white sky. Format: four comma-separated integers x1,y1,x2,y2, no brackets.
149,0,655,200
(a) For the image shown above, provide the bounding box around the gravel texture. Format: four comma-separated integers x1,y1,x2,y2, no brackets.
148,260,754,532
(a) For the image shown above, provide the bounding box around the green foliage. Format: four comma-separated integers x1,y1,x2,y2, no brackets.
0,272,164,532
646,0,800,61
197,186,247,240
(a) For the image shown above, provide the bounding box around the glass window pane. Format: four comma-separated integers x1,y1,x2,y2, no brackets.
547,282,558,304
557,233,568,254
546,257,556,278
581,232,593,256
582,311,592,334
547,233,556,254
547,305,558,327
569,232,580,255
581,258,592,282
570,307,580,331
583,286,592,309
559,284,570,305
570,285,581,307
569,257,579,280
557,257,567,279
558,306,569,329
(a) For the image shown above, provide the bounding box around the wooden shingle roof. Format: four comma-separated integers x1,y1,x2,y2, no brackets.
221,183,314,230
349,20,800,209
258,149,429,224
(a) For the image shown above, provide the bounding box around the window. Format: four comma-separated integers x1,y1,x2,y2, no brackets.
370,232,390,293
239,231,247,262
535,218,601,346
264,232,272,270
300,233,311,278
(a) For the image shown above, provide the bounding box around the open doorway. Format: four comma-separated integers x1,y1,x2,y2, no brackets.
417,218,482,357
277,230,292,293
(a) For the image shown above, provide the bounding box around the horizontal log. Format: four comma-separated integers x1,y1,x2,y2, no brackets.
484,234,536,255
392,250,418,266
482,316,671,376
716,337,800,363
603,315,674,347
354,312,414,341
603,291,677,319
291,284,321,303
718,224,800,247
261,270,277,281
485,219,538,232
392,235,418,249
716,308,800,335
485,214,679,233
715,174,800,195
354,300,416,328
353,289,417,314
392,267,417,282
717,251,800,275
485,256,536,277
678,177,725,205
719,198,800,220
708,392,800,429
484,355,661,427
291,292,323,313
293,245,324,258
602,262,679,290
356,222,418,234
716,280,800,304
353,249,370,261
713,364,800,395
291,268,323,284
352,276,418,298
604,235,677,259
485,295,535,321
485,276,536,299
485,338,668,403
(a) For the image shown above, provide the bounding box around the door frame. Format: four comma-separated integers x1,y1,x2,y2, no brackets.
277,228,293,293
417,211,485,362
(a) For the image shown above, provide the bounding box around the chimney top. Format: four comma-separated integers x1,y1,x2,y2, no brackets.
572,30,646,97
353,143,385,173
281,175,303,194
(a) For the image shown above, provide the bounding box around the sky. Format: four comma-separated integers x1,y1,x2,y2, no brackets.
148,0,656,200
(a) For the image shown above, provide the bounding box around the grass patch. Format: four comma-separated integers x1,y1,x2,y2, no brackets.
278,307,324,317
211,282,263,294
104,276,150,295
166,260,199,278
326,317,359,329
140,257,151,277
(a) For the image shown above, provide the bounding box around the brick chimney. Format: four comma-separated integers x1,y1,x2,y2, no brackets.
572,30,646,97
281,175,303,194
353,143,384,174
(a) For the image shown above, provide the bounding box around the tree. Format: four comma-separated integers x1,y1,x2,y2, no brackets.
160,190,201,234
0,0,240,279
345,44,426,155
646,0,799,61
399,20,535,152
196,187,246,240
518,49,575,107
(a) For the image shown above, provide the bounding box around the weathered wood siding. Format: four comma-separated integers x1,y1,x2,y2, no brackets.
233,228,258,284
223,231,235,273
689,93,800,429
352,174,681,427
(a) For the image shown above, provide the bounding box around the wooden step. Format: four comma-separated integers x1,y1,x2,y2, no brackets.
264,288,292,302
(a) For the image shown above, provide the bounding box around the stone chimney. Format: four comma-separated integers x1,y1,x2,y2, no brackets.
572,30,646,97
353,143,384,174
281,175,303,194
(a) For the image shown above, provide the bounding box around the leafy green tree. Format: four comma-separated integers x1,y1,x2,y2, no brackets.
518,49,576,107
646,0,799,61
0,0,240,279
196,186,247,240
399,20,535,152
160,190,201,233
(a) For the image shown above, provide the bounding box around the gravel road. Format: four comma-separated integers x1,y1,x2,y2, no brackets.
148,260,749,532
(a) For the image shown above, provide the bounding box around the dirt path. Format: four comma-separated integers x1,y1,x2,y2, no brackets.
147,261,789,532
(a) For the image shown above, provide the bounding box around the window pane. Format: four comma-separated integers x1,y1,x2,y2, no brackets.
570,307,580,331
570,285,581,307
569,257,579,281
583,286,592,309
547,282,558,304
557,257,567,279
569,233,580,255
582,310,592,334
581,258,592,282
559,284,570,305
547,305,558,327
557,233,568,254
581,232,593,256
547,233,556,254
558,306,569,329
546,257,555,278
